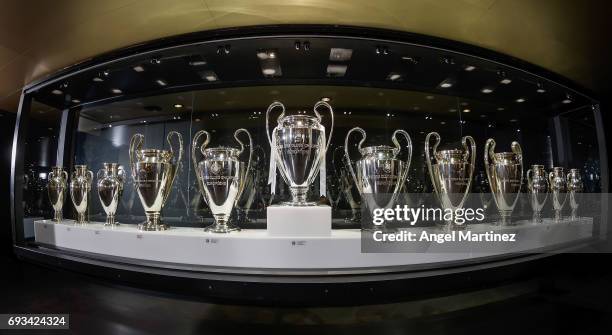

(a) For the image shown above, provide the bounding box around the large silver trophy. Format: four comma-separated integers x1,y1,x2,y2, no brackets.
48,166,68,222
549,166,567,222
129,131,183,231
566,168,583,220
192,128,253,233
70,165,93,224
425,132,475,228
344,127,412,229
97,163,124,226
484,139,523,224
526,164,549,223
266,100,333,206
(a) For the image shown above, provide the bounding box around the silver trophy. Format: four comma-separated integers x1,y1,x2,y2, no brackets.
344,127,412,229
266,100,333,206
192,128,253,233
48,166,68,222
129,131,183,231
97,163,125,226
526,164,549,223
425,132,475,228
484,139,523,224
566,168,583,220
70,165,93,224
549,166,567,222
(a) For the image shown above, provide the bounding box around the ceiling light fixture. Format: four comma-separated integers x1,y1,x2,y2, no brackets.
321,97,331,102
72,99,80,103
51,89,62,95
387,73,402,81
329,48,353,61
515,98,526,103
156,79,167,86
199,71,218,82
536,81,546,93
133,65,145,72
438,78,455,88
481,87,494,94
464,65,476,72
111,88,122,94
326,64,347,77
174,104,183,108
463,108,471,113
562,93,573,104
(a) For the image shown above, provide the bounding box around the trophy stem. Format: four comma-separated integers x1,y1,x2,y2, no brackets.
139,212,168,231
53,210,62,223
499,211,512,225
288,186,314,206
554,210,563,222
570,209,578,221
205,215,240,233
76,212,87,224
532,211,543,223
105,214,118,226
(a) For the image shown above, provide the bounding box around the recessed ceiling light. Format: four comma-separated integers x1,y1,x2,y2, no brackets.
174,104,183,108
449,108,457,113
133,65,145,72
326,64,347,77
509,119,518,122
439,78,455,88
463,108,471,113
93,77,103,82
199,71,218,82
481,87,494,94
111,88,122,94
321,97,331,102
329,48,353,61
440,121,446,125
440,82,453,88
156,79,167,86
464,65,476,71
500,78,512,85
536,82,546,93
562,93,573,104
515,98,526,103
480,114,487,118
497,107,505,111
262,68,276,76
51,89,62,95
72,99,80,103
425,95,434,100
387,73,402,81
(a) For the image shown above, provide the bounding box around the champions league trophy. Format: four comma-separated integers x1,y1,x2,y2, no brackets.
192,128,253,233
70,165,93,224
129,131,183,231
425,132,475,228
526,164,548,223
266,100,334,205
344,127,412,229
566,168,583,220
484,139,523,225
48,166,68,222
97,163,124,226
549,166,567,222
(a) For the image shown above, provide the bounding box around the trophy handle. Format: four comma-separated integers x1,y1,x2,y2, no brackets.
527,169,533,191
313,100,334,152
344,127,367,193
265,101,285,148
484,138,496,196
87,170,94,188
97,168,105,181
234,128,253,197
62,170,68,182
191,130,210,170
462,135,476,195
167,131,183,165
392,129,413,190
511,141,523,190
425,132,441,197
548,171,554,192
117,166,125,192
129,133,144,175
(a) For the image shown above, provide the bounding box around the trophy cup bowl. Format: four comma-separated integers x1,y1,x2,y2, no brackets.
527,164,548,223
130,131,183,231
549,166,567,222
192,128,253,233
344,127,412,229
97,162,124,226
567,168,583,220
484,139,523,225
266,101,333,206
48,166,68,222
425,132,475,228
70,165,93,224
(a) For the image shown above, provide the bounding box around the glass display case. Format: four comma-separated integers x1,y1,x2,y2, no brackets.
10,26,608,302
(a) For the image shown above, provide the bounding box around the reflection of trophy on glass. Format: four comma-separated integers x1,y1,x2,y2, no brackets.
129,131,183,231
344,127,412,229
527,164,548,223
425,132,475,228
484,139,523,225
70,165,93,224
97,163,124,226
192,128,252,233
549,167,567,222
475,170,492,211
567,168,583,220
266,100,333,206
48,166,68,222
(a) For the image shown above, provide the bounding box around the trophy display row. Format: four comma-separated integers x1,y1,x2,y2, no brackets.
46,100,585,233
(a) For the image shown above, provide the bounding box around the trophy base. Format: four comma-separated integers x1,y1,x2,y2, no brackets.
52,210,63,223
267,205,331,236
204,224,240,234
138,212,168,231
104,215,119,227
281,201,317,207
75,213,88,225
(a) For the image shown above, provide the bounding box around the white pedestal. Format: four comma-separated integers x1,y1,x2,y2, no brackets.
266,205,332,236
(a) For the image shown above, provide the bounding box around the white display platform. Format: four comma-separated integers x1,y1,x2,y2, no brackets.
34,218,594,271
267,205,331,236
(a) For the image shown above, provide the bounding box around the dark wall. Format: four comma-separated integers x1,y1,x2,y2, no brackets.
0,110,16,258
